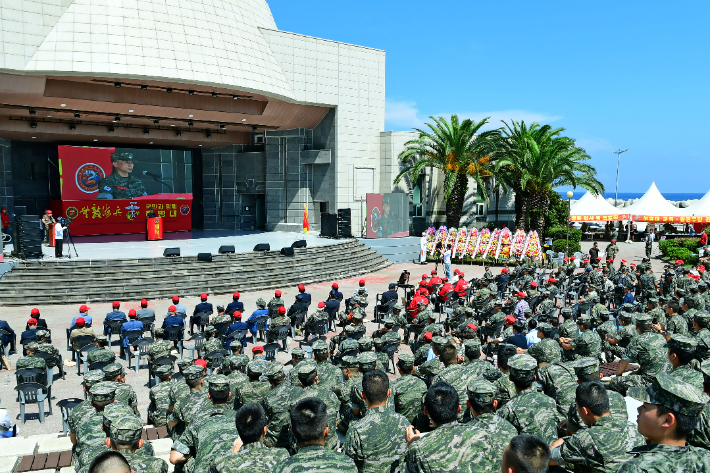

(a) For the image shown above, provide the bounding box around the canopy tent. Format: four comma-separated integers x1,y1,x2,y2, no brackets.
625,182,688,223
680,189,710,224
568,191,629,221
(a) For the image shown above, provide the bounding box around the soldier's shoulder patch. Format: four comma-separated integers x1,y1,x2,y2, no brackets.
104,186,111,191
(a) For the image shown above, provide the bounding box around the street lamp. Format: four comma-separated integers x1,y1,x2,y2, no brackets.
566,190,574,257
612,149,628,207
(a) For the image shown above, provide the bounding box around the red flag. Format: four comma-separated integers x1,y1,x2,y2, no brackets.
303,203,309,234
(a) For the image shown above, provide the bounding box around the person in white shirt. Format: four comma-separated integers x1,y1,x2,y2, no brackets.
419,232,428,264
54,221,64,258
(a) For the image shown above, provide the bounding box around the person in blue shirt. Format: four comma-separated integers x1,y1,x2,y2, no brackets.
71,305,93,329
226,292,244,316
503,322,529,350
162,306,185,329
246,300,269,340
103,301,127,335
119,309,143,357
622,286,635,305
297,284,311,305
496,268,510,295
330,283,343,301
325,291,341,317
224,311,250,348
381,283,399,305
0,319,16,355
190,293,213,335
167,295,187,318
525,319,540,348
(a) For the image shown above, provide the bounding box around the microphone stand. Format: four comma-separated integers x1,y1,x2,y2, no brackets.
142,171,174,193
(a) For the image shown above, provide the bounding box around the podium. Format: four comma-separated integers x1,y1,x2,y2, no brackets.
48,223,55,247
147,217,164,240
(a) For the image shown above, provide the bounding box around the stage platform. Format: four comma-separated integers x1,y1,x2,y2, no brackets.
7,229,336,261
359,236,420,263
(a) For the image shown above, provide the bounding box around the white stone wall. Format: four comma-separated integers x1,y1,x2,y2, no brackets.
260,28,385,232
379,130,417,193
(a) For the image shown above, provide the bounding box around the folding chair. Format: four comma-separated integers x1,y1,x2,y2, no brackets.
384,344,399,373
187,333,206,360
263,343,279,361
214,322,230,341
139,317,156,338
121,330,143,361
254,316,269,342
148,355,176,388
128,338,152,373
104,320,124,347
194,311,213,334
290,310,307,339
57,398,83,435
268,304,285,318
73,337,97,375
205,350,227,374
275,326,290,352
164,326,184,357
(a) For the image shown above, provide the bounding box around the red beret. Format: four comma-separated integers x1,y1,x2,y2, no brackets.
278,306,286,315
233,292,240,298
28,318,38,324
200,293,208,300
359,279,365,285
234,311,242,318
275,290,282,297
699,266,706,271
75,317,85,327
423,332,433,341
80,304,91,312
31,308,40,316
252,346,264,353
318,302,325,308
501,268,508,273
140,299,148,307
530,282,538,287
459,272,464,277
570,256,576,260
331,283,339,289
676,260,684,265
298,284,305,291
611,239,616,242
547,278,556,283
128,309,137,317
172,295,180,302
168,305,177,312
467,323,477,331
112,301,120,308
194,359,207,368
621,260,627,263
505,316,516,324
518,292,525,297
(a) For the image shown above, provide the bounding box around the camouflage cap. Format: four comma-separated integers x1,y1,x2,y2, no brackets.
537,323,553,335
341,356,359,369
229,340,243,350
108,414,143,442
577,315,592,326
265,362,285,381
393,304,404,312
628,372,707,416
182,364,204,381
296,361,318,381
247,359,270,376
383,317,395,327
35,329,50,339
358,352,377,370
110,152,134,162
523,308,532,316
95,334,109,343
207,374,230,393
507,354,538,377
358,336,373,351
463,338,481,352
83,370,106,388
102,363,125,379
25,342,39,352
226,354,250,370
153,363,173,377
344,325,356,334
695,312,710,323
570,357,599,377
103,403,137,433
311,340,328,353
647,298,659,305
291,347,306,360
699,281,708,289
466,378,497,403
204,325,216,334
622,303,635,312
619,311,635,322
352,311,364,321
397,353,415,368
676,289,687,297
177,356,195,370
417,359,442,378
373,337,386,348
255,298,267,308
634,313,653,326
432,336,448,349
561,307,572,315
664,334,698,352
494,301,503,307
89,384,116,403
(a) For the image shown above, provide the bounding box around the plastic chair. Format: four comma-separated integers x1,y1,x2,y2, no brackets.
194,311,213,334
64,328,72,352
164,326,184,357
121,330,143,360
268,304,285,318
34,351,64,384
325,306,339,331
148,355,176,388
128,338,152,373
313,320,328,339
57,398,83,435
187,333,206,360
71,337,96,375
254,316,269,342
226,330,248,349
15,383,50,424
275,326,290,351
263,343,279,361
384,344,399,373
214,322,230,341
374,299,396,327
105,320,124,347
290,311,307,339
205,350,227,374
139,317,156,337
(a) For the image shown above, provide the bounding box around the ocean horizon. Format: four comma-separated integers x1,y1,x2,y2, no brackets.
561,192,705,201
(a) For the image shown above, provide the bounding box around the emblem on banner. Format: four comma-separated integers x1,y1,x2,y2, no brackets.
66,207,79,219
75,163,106,193
180,204,190,216
370,207,381,233
125,202,141,221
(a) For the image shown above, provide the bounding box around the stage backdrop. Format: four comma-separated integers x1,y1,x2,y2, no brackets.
366,193,409,238
57,145,193,235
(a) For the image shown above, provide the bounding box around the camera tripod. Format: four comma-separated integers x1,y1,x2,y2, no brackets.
63,225,79,259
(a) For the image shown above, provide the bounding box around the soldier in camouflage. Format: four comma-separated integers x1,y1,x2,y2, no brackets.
688,359,710,449
147,328,173,364
71,385,118,463
389,354,426,425
303,302,329,342
96,152,148,200
561,315,601,361
527,323,562,365
619,373,710,473
34,330,62,372
665,334,704,391
311,340,340,390
290,362,340,450
87,335,116,369
550,379,645,472
492,344,518,408
694,312,710,361
461,338,501,381
147,364,174,427
167,357,197,424
661,300,687,338
169,364,206,436
334,356,362,434
609,313,670,396
268,290,285,314
68,370,107,437
97,363,138,412
344,370,409,473
262,362,302,449
170,376,238,473
234,359,271,409
606,309,637,361
431,341,478,422
536,355,578,421
15,342,47,384
210,402,289,473
497,354,558,444
286,348,307,386
268,306,290,343
201,326,224,367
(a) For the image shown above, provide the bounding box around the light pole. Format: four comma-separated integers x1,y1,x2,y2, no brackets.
612,149,628,207
566,190,574,257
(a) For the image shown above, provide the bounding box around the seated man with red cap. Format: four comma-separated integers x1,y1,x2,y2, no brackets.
136,299,155,322
527,281,540,298
246,298,270,339
429,269,442,287
167,295,187,318
496,268,510,295
71,305,92,330
267,290,285,315
0,317,16,355
190,293,213,334
224,311,250,348
119,309,143,357
103,301,127,335
345,279,369,311
163,305,185,330
303,302,329,342
26,308,48,331
226,292,244,316
69,317,96,351
267,306,290,342
20,318,40,346
330,283,343,301
453,271,469,299
296,284,311,305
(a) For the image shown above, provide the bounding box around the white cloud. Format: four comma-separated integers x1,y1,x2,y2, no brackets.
385,99,563,131
575,136,614,154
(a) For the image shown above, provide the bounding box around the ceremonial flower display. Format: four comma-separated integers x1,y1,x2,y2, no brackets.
512,229,527,258
431,226,448,255
453,227,468,258
484,228,501,258
476,228,491,257
497,228,513,259
466,228,479,258
445,227,458,249
425,227,436,253
525,230,542,260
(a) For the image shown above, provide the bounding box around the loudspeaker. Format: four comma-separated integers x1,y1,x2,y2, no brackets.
319,201,329,213
219,245,235,254
163,248,181,257
337,208,352,220
280,247,295,256
197,252,213,262
253,243,270,252
320,213,338,237
291,240,307,249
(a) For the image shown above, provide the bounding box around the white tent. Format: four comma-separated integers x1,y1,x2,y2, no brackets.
681,189,710,219
569,191,629,221
626,182,687,222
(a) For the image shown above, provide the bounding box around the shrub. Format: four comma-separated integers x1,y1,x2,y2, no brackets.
552,239,581,255
547,226,582,243
658,239,675,256
676,237,701,251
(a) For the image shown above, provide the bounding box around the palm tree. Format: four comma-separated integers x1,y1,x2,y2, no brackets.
394,115,500,227
495,121,604,236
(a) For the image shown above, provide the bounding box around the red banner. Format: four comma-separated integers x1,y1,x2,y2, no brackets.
569,214,629,222
50,196,192,236
632,215,710,223
59,145,115,200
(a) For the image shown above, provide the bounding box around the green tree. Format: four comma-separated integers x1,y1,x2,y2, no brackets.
495,121,604,236
394,115,500,227
544,191,570,235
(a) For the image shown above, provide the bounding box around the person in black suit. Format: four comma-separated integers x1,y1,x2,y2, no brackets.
381,283,399,305
26,308,48,330
287,294,310,325
190,293,214,334
226,292,244,315
297,284,312,305
330,283,344,301
0,319,16,355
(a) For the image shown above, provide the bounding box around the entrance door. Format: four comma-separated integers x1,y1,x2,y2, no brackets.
256,196,266,229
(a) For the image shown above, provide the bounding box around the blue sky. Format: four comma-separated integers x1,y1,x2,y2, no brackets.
269,0,709,193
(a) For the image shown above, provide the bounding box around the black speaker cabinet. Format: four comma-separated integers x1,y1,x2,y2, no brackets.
280,247,295,256
253,243,270,252
163,248,181,257
197,252,213,262
320,213,338,237
219,245,235,254
291,240,307,249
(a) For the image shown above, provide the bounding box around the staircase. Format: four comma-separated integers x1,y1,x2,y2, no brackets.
0,240,391,305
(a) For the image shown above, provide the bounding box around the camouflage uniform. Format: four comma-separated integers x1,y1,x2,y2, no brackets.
202,336,224,362
96,152,147,200
432,362,479,421
405,421,489,473
536,361,578,419
172,406,238,473
234,360,271,409
16,352,47,384
497,355,558,444
291,363,340,450
551,412,645,472
262,364,302,449
35,338,61,368
413,342,431,366
416,357,444,383
492,371,516,408
334,359,361,434
171,384,211,428
272,446,357,473
303,309,328,339
343,405,410,473
528,337,562,365
667,312,689,336
313,341,341,390
267,314,290,341
566,390,628,433
148,338,173,361
210,442,290,473
696,327,710,362
607,319,637,360
666,335,704,391
96,363,138,408
87,347,116,366
390,355,427,424
147,365,174,427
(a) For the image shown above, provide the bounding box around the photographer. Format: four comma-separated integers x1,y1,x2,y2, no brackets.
54,218,64,258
